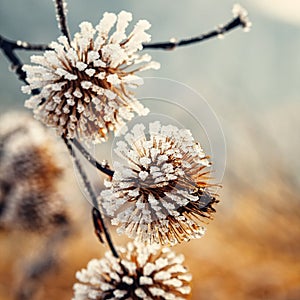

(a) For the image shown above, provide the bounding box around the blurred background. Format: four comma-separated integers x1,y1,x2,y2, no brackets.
0,0,299,299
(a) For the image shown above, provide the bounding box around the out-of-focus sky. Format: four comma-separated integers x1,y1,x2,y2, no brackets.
0,0,299,178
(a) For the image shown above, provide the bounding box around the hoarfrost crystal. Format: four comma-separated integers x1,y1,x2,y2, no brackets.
73,241,192,300
22,11,160,143
100,121,219,246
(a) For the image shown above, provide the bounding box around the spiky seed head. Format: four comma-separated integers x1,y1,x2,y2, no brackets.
22,11,160,143
73,241,192,300
100,121,219,246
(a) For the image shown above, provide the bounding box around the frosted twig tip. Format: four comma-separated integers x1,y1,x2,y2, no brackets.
232,3,252,32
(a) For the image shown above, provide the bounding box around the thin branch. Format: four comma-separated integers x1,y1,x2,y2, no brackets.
53,0,71,43
71,138,114,177
0,35,49,52
63,138,119,258
143,7,251,50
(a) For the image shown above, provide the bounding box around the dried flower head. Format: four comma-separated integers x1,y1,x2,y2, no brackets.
73,241,192,300
232,4,252,32
0,112,69,232
101,121,219,246
22,11,160,143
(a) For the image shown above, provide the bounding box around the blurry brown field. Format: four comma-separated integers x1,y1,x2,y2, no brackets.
1,127,299,300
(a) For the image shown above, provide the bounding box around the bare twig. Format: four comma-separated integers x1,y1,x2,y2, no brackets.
64,137,119,258
143,8,251,50
53,0,71,43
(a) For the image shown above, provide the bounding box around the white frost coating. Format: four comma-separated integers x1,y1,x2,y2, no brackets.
22,11,160,143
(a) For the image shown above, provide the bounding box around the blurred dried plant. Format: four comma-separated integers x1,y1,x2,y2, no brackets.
0,112,72,300
0,112,69,233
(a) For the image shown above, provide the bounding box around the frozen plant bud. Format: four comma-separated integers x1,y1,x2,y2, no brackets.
0,112,69,232
73,241,192,300
232,4,252,32
22,11,160,143
100,121,219,246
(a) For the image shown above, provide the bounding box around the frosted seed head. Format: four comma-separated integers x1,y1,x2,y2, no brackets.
72,241,191,299
101,121,219,245
22,11,158,143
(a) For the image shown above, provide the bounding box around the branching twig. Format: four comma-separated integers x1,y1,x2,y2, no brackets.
53,0,71,43
143,7,251,50
64,137,119,258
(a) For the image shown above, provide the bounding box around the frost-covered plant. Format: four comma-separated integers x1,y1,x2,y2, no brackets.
22,11,159,143
101,121,218,246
